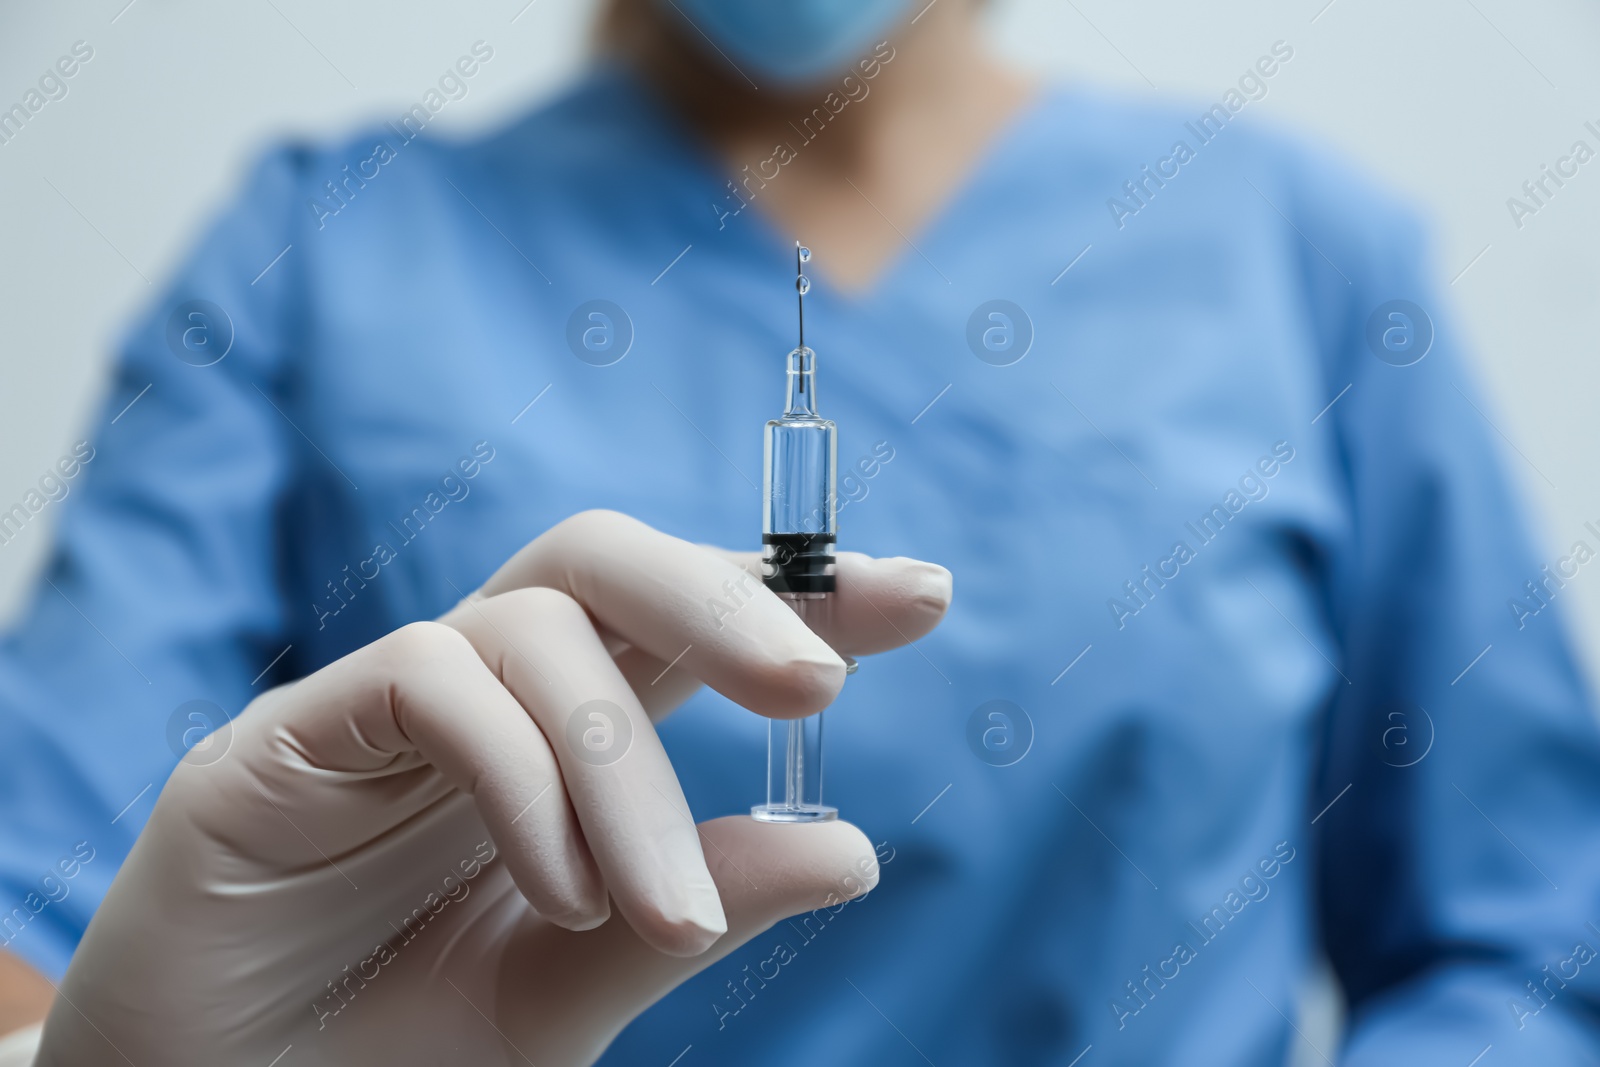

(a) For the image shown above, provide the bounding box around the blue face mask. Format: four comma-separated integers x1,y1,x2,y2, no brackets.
661,0,914,87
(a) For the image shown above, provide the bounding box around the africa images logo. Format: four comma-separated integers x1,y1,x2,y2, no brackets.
566,699,633,767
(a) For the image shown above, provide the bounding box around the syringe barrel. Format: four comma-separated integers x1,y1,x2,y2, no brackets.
752,341,841,824
761,594,834,819
762,348,836,592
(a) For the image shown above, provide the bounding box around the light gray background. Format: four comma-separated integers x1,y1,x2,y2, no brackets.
1,1,1597,1059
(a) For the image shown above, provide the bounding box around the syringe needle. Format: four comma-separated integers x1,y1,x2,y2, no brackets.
796,240,806,350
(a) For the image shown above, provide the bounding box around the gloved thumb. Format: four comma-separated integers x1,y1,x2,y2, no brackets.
494,817,881,1065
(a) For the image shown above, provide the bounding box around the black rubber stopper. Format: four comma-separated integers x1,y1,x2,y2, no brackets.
763,532,836,594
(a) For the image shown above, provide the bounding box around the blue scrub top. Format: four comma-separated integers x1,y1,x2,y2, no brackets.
5,65,1600,1065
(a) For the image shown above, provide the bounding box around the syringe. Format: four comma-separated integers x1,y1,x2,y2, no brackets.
751,242,855,824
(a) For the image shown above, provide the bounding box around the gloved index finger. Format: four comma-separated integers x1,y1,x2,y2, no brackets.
469,510,850,720
714,549,952,658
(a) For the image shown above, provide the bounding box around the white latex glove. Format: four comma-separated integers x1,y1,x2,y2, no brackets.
0,1023,40,1067
32,511,950,1066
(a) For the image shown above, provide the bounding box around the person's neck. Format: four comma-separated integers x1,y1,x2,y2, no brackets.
638,5,1037,292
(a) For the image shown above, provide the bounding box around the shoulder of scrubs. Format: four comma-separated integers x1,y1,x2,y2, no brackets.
1243,126,1600,1059
0,141,329,978
1061,96,1600,1056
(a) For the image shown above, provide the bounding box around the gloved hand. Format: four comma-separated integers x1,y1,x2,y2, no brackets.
34,511,951,1066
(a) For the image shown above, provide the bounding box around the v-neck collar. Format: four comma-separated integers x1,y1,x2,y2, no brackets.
604,61,1069,304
